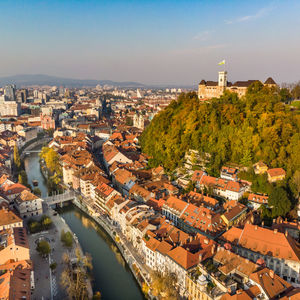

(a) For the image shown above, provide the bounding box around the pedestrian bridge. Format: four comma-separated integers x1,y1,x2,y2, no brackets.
43,190,76,206
25,150,41,154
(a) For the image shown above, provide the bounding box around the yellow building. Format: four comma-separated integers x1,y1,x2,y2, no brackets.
186,274,216,300
198,72,277,99
267,168,286,183
253,161,268,175
221,203,248,228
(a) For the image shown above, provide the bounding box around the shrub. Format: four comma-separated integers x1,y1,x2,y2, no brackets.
61,230,73,247
28,221,42,233
36,240,51,256
41,215,52,230
50,262,57,270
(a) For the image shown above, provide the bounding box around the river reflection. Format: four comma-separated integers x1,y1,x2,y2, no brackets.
73,211,126,268
58,204,144,300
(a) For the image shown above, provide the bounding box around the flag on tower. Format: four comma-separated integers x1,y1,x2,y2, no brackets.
218,60,225,65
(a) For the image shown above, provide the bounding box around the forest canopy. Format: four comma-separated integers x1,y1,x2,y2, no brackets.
140,82,300,178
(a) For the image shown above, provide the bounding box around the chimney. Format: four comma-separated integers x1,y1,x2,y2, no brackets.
199,253,203,262
211,244,216,254
255,225,258,230
274,229,278,234
204,239,209,245
285,229,288,237
269,270,275,279
261,221,264,227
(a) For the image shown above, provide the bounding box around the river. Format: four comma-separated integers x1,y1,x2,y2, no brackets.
24,147,145,300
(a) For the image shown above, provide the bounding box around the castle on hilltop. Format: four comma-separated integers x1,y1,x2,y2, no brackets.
198,71,277,99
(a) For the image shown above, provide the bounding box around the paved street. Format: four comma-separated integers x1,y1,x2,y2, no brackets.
27,204,86,300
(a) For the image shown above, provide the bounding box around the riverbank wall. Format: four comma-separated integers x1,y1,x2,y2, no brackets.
71,198,150,298
47,205,94,299
20,137,52,159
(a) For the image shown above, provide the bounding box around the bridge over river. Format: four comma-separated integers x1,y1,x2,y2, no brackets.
25,150,41,154
43,190,77,206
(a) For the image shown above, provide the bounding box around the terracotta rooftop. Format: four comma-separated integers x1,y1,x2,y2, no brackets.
267,168,286,178
221,224,300,262
0,266,31,300
0,183,29,196
191,170,205,182
0,208,22,227
222,203,247,222
163,196,188,214
187,191,218,207
214,247,257,278
248,193,268,204
250,268,291,299
16,189,39,203
167,246,199,270
220,291,252,300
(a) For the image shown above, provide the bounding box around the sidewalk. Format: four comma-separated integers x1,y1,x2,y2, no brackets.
28,205,92,300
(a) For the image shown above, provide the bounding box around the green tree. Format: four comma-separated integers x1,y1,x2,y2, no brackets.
291,170,300,200
185,181,195,193
291,82,300,99
279,88,292,103
33,187,42,197
14,145,21,170
140,89,300,177
240,149,253,167
28,221,42,233
268,187,291,218
40,147,61,174
41,215,52,230
50,262,57,271
36,240,51,256
61,230,73,247
125,116,133,126
18,170,28,186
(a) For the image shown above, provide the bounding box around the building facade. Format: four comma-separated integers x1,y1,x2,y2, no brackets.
198,72,277,99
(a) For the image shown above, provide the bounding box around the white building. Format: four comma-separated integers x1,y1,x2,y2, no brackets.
14,190,43,218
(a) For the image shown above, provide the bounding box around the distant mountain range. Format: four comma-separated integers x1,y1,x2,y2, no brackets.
0,74,146,88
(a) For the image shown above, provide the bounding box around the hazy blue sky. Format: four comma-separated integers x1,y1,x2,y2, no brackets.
1,0,300,85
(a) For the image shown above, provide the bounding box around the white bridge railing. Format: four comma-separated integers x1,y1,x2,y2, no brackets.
43,190,76,204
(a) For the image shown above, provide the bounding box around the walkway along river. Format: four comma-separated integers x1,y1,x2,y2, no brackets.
24,147,145,300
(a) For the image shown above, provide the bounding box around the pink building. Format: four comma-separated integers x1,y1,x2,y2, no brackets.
40,114,55,130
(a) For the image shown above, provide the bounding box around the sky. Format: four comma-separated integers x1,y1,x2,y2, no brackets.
0,0,300,85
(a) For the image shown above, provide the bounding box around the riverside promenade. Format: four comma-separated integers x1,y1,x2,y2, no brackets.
28,203,93,300
72,197,151,290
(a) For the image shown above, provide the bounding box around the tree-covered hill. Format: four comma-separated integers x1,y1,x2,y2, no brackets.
140,82,300,178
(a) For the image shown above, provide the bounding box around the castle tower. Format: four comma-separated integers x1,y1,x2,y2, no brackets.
218,71,227,88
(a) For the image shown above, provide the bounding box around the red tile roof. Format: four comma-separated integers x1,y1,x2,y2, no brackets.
167,246,199,270
267,168,286,178
222,224,300,262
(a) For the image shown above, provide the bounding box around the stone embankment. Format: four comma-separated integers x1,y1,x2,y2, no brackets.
72,197,151,295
